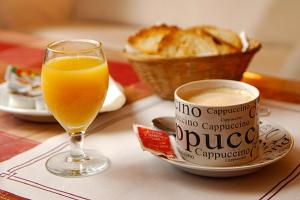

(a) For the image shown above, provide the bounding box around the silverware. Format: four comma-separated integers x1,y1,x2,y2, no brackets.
152,116,176,135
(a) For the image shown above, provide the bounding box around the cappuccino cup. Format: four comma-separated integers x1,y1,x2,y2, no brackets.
174,80,260,167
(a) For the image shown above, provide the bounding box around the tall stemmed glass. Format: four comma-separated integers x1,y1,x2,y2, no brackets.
42,39,109,177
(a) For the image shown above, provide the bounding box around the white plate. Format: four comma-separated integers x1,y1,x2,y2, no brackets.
0,78,126,122
156,121,294,178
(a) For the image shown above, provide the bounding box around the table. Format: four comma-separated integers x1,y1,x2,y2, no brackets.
0,29,299,199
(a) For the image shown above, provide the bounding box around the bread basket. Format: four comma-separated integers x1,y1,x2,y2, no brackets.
124,39,261,100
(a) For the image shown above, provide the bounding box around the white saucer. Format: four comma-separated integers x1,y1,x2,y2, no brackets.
156,121,294,178
0,78,126,122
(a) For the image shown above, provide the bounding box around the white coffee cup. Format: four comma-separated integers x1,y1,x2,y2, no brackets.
174,79,260,167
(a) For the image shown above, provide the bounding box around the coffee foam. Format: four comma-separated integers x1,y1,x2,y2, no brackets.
182,87,254,106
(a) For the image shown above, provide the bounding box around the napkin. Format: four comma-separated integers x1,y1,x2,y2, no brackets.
101,78,126,112
0,96,299,200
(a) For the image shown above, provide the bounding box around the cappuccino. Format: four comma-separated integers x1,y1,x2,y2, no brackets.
182,87,254,106
175,80,260,167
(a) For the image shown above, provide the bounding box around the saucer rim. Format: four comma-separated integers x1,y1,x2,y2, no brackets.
155,122,294,172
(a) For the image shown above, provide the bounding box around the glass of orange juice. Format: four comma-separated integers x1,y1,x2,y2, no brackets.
42,39,109,177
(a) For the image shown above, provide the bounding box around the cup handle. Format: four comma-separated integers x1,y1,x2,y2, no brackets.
259,106,271,116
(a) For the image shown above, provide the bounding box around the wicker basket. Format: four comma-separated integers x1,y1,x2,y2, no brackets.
125,39,261,100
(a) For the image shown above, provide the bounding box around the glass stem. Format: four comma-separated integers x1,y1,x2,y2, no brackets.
69,132,85,160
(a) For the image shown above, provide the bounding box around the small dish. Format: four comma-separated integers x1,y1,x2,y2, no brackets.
0,78,126,122
155,121,294,177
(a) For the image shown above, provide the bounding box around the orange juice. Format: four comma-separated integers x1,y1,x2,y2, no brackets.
42,56,109,133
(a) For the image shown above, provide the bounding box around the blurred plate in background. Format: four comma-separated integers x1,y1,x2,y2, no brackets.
0,78,126,122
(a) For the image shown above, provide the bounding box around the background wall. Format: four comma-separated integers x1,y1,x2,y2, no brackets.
0,0,74,30
0,0,299,80
75,0,300,46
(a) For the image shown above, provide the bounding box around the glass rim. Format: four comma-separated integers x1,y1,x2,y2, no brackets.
46,39,102,54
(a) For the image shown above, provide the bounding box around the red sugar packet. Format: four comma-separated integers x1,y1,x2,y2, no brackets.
133,124,177,159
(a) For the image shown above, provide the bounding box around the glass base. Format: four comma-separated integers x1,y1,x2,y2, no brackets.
46,149,109,177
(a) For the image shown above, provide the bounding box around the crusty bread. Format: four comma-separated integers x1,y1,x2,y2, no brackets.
127,24,243,57
214,42,238,55
128,24,179,54
187,26,238,55
201,26,242,50
158,30,218,57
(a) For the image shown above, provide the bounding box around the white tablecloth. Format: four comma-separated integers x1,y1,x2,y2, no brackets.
0,96,299,200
